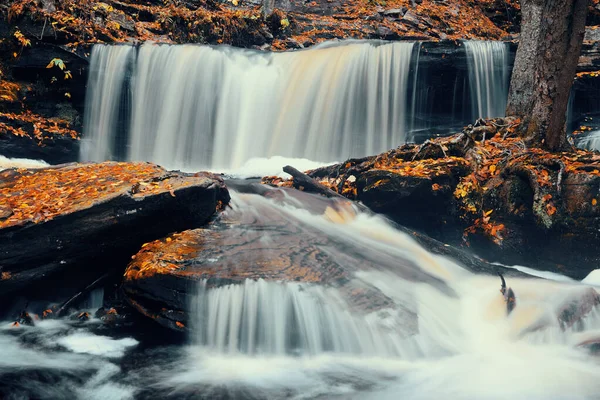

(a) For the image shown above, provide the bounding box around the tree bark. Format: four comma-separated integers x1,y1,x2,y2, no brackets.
506,0,589,151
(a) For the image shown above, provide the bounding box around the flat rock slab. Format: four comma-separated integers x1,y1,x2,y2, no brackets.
0,161,229,316
122,189,434,332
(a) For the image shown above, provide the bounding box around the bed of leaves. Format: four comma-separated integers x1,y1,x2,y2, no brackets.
0,162,174,228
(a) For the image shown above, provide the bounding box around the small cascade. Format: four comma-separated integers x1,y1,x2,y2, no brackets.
465,41,509,119
577,130,600,150
86,287,104,310
192,279,415,357
82,41,415,170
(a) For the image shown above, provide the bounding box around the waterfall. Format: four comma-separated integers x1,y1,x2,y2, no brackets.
86,287,104,310
81,45,134,162
82,41,415,170
578,130,600,150
465,41,509,119
192,279,417,357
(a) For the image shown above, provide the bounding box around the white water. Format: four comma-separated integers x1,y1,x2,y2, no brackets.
465,41,509,119
0,155,49,170
82,41,414,170
82,45,134,162
147,189,600,399
578,130,600,151
2,187,600,398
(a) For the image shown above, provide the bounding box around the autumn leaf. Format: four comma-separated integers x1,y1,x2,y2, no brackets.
46,58,66,70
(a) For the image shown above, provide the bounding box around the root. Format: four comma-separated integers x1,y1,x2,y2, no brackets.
411,139,448,161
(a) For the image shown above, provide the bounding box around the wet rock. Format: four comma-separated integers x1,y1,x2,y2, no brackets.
0,132,79,165
0,162,229,318
557,287,600,329
122,188,429,332
107,12,136,32
16,311,35,326
73,311,90,321
305,124,600,279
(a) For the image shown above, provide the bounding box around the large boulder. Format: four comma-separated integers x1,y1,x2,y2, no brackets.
0,161,229,317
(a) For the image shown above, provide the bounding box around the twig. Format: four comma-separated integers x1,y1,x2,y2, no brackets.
39,17,47,40
411,139,447,161
56,273,109,317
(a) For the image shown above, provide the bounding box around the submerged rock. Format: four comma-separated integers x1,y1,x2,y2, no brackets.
0,161,229,318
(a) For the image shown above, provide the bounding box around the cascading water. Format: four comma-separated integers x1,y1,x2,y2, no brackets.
3,185,600,398
192,279,417,357
465,41,509,119
136,187,600,399
82,45,134,162
82,41,415,170
578,130,600,150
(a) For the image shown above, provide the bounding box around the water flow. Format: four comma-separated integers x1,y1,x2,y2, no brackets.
82,45,134,161
82,41,414,170
193,279,420,357
465,41,509,119
173,188,600,399
578,130,600,151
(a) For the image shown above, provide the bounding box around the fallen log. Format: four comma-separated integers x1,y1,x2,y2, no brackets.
283,165,342,199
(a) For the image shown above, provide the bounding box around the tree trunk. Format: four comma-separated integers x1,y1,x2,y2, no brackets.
506,0,589,151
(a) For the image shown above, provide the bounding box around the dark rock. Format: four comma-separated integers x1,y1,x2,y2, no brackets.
107,12,136,32
0,162,229,318
365,13,384,22
16,310,35,326
403,10,420,26
0,133,79,165
285,38,304,49
376,26,395,38
73,311,90,321
383,8,406,17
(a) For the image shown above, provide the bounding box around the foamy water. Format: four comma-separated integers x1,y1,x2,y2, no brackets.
1,165,599,399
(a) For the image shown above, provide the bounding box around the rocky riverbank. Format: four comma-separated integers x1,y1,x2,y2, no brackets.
0,161,229,318
264,118,600,279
